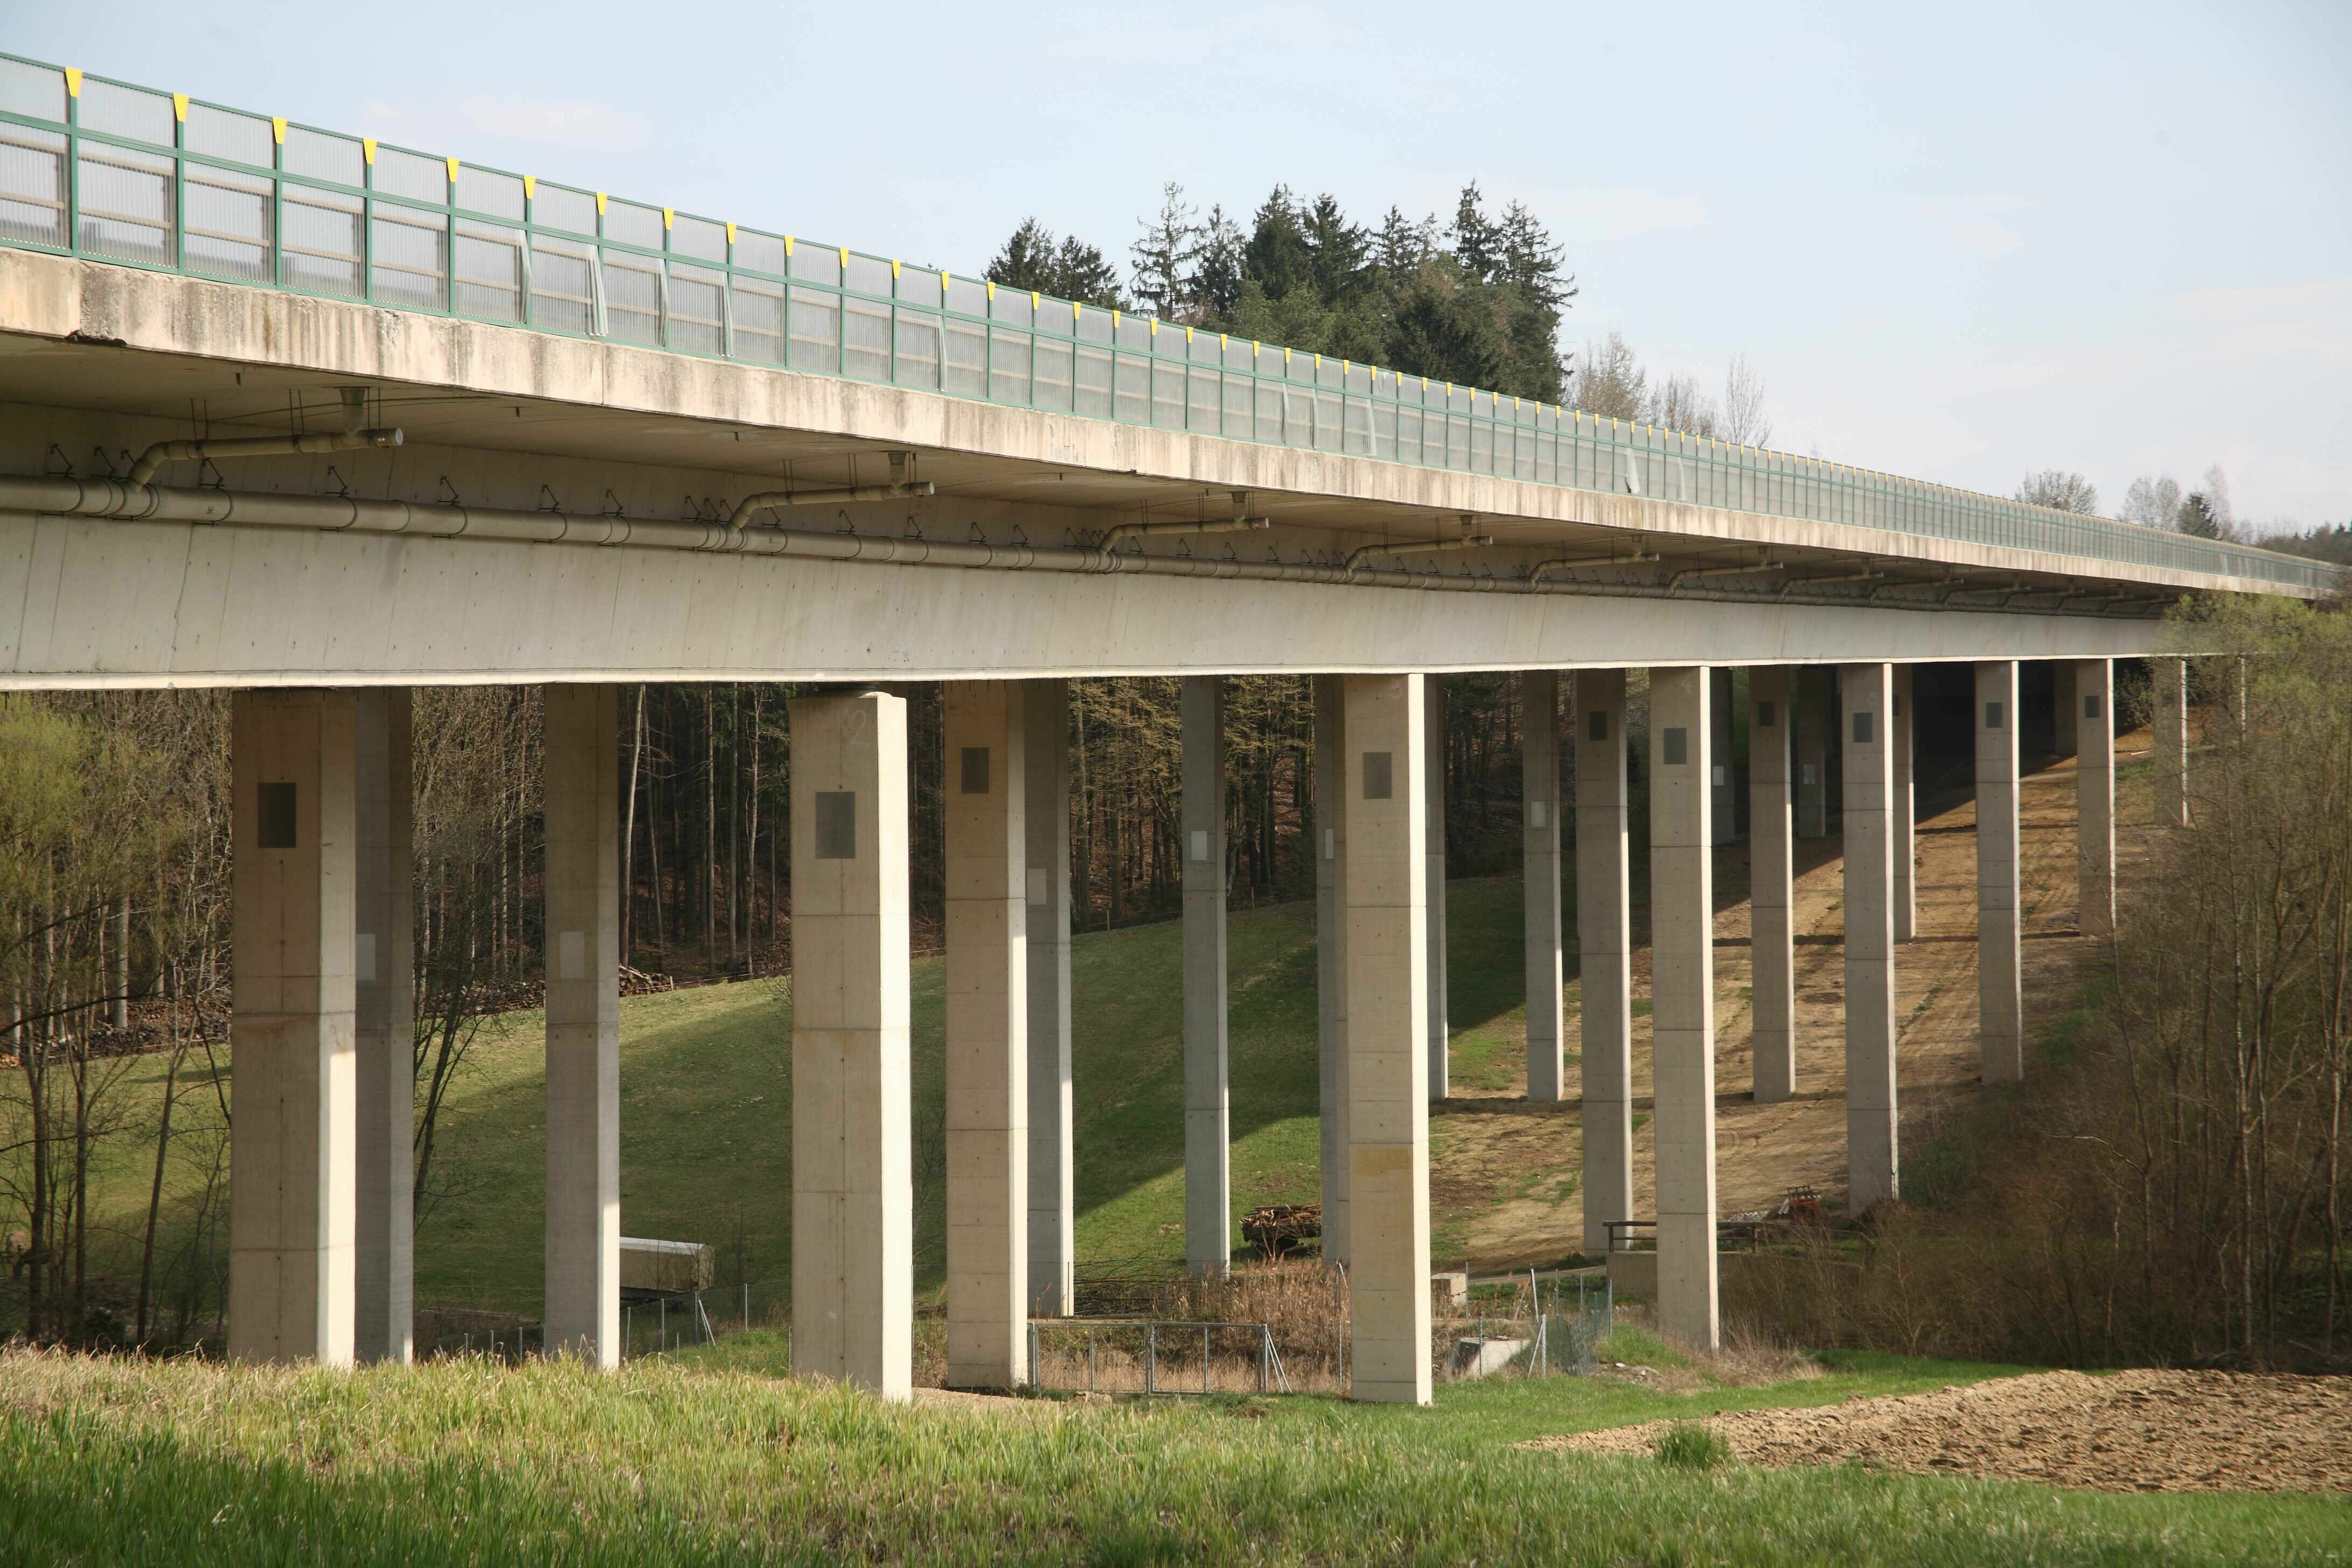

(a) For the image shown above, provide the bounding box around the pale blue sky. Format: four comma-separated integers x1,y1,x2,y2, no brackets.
12,1,2347,527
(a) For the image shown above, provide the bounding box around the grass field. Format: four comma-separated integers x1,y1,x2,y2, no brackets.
6,1343,2347,1566
23,877,1559,1324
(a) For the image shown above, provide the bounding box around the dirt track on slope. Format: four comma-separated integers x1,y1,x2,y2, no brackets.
1523,1368,2352,1494
1435,735,2159,1270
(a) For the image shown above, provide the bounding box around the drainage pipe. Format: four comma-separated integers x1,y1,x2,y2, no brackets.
729,481,935,527
126,428,404,487
0,474,2155,617
1343,533,1496,579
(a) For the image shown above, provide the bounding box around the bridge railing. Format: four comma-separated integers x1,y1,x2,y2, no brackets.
0,51,2331,596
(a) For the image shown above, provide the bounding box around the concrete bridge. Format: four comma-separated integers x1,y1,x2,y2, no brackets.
0,52,2332,1402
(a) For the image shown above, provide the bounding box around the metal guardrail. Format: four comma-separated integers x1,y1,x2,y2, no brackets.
0,51,2332,596
1027,1318,1291,1395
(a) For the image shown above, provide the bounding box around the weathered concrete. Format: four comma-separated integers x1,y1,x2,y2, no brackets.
1976,661,2024,1085
1576,669,1633,1256
1648,666,1720,1351
1748,666,1795,1103
544,683,621,1366
943,681,1027,1388
1893,665,1916,943
1181,676,1231,1274
1023,679,1075,1315
3,249,2311,605
1343,673,1432,1405
2075,660,2116,939
1710,667,1736,845
1425,677,1448,1103
1794,667,1829,840
1522,670,1566,1102
352,688,412,1364
2154,656,2189,828
788,690,913,1397
1841,663,1898,1213
1312,676,1350,1264
228,688,356,1366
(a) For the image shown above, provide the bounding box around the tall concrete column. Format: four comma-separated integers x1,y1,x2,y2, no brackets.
943,681,1027,1388
2075,660,2116,940
2052,662,2078,760
1181,676,1230,1275
1424,677,1448,1102
1841,664,1898,1213
1709,667,1735,845
1023,680,1074,1315
1522,671,1565,1102
2154,656,2189,828
1892,666,1916,943
1747,667,1795,1103
1576,669,1632,1257
788,689,913,1397
1342,673,1431,1405
1648,667,1719,1351
1976,662,2024,1086
353,688,413,1364
228,689,357,1366
545,684,620,1366
1794,668,1829,839
1312,677,1350,1264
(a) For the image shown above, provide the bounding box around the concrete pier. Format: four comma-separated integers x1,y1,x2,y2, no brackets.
1342,673,1431,1404
544,684,621,1366
228,689,358,1366
1794,667,1829,839
1840,664,1898,1213
1521,671,1566,1102
1181,676,1231,1275
1312,676,1350,1264
352,688,413,1364
943,681,1028,1388
1424,678,1448,1102
1576,669,1633,1256
1024,680,1075,1315
2075,660,2116,939
1892,665,1916,943
1976,662,2024,1085
1710,667,1736,845
2154,656,2189,828
1747,667,1795,1103
788,690,913,1397
1648,666,1720,1351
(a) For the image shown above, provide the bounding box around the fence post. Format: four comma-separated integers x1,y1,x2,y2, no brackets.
1088,1326,1097,1394
1203,1326,1211,1395
742,1282,750,1331
1145,1324,1157,1396
1028,1320,1040,1389
1257,1325,1268,1392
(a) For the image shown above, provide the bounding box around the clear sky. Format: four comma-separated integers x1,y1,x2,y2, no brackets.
13,1,2347,528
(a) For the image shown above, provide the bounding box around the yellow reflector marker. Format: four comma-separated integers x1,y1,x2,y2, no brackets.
362,138,376,164
1185,325,1193,341
271,117,286,145
1072,300,1080,321
986,281,996,299
837,247,848,266
662,207,673,229
171,93,187,122
941,270,951,287
784,236,795,256
446,157,459,184
64,68,81,97
522,174,535,200
596,192,607,215
892,258,901,278
725,221,736,244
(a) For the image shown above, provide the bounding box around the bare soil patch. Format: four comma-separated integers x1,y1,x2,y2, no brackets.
1525,1368,2352,1493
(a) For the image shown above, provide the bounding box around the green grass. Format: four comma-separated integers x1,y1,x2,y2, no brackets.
4,1347,2345,1566
22,878,1553,1321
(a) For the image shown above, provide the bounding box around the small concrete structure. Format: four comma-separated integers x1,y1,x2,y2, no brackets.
1748,666,1796,1103
1577,670,1634,1257
1976,662,2025,1085
943,681,1028,1389
544,685,622,1367
1649,667,1720,1352
1842,663,1899,1212
619,1238,716,1295
1521,671,1566,1103
228,689,358,1367
788,689,913,1398
1181,676,1231,1275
